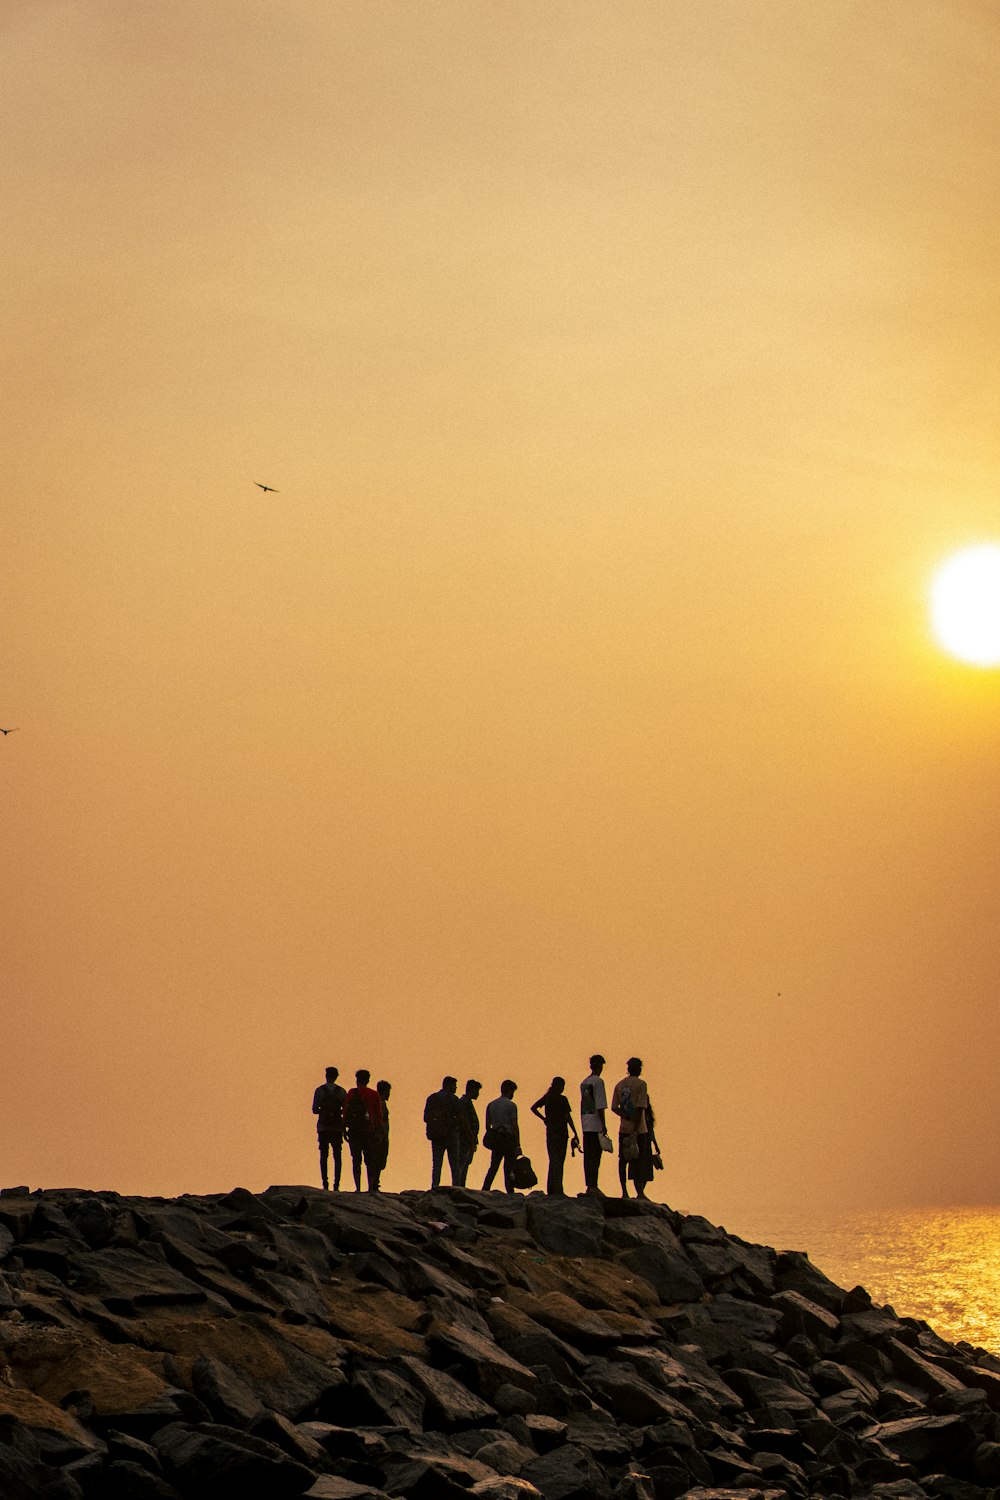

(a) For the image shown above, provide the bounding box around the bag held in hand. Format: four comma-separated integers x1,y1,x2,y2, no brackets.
511,1154,538,1190
620,1132,640,1162
598,1130,614,1154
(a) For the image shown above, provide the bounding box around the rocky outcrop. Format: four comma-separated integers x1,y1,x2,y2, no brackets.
0,1185,998,1497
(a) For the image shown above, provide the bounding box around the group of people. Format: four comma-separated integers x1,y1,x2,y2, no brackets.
311,1054,660,1200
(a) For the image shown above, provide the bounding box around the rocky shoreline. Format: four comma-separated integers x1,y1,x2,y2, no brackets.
0,1186,998,1498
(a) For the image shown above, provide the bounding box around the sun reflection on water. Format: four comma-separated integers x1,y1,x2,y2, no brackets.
724,1206,1000,1355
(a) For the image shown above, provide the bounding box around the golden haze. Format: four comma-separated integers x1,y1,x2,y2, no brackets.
3,2,1000,1215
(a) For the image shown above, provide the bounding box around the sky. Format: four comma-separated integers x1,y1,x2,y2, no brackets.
3,0,1000,1221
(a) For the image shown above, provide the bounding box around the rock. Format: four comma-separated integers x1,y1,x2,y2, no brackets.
427,1319,539,1397
304,1478,390,1499
191,1353,264,1428
348,1368,425,1431
771,1288,840,1346
0,1185,997,1500
469,1480,543,1499
524,1198,604,1258
98,1461,184,1498
397,1354,498,1429
616,1244,704,1304
522,1441,612,1499
861,1414,977,1468
153,1419,316,1495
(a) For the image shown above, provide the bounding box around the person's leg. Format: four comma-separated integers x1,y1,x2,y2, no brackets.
318,1133,330,1190
619,1140,630,1198
482,1148,503,1190
431,1140,445,1188
365,1141,379,1192
350,1139,364,1191
446,1131,463,1185
634,1136,652,1199
548,1133,567,1196
332,1134,343,1191
453,1143,469,1187
502,1142,518,1195
583,1131,600,1193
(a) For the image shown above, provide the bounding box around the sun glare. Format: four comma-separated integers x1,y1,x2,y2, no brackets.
930,545,1000,668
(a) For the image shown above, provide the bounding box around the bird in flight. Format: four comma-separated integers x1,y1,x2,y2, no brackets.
0,728,19,736
255,482,279,493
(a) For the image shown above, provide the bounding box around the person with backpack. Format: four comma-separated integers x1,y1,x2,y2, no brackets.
344,1068,384,1192
611,1056,654,1200
482,1080,520,1194
423,1076,462,1188
311,1065,347,1191
530,1076,580,1196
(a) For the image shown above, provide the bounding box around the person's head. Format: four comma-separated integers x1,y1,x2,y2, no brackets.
377,1079,391,1099
589,1054,605,1075
550,1076,565,1094
500,1079,517,1098
325,1066,339,1081
356,1068,370,1086
464,1079,482,1098
442,1076,458,1093
626,1056,643,1077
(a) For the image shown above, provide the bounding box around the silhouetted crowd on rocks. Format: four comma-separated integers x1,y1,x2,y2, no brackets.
312,1054,662,1201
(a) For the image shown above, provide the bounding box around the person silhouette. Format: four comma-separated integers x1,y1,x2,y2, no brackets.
482,1080,520,1194
579,1054,609,1196
611,1056,653,1199
369,1080,391,1191
455,1079,482,1187
311,1066,347,1191
424,1076,462,1189
344,1069,384,1192
530,1076,580,1196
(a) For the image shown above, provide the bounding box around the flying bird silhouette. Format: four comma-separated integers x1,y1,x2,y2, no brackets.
0,728,19,735
255,483,279,493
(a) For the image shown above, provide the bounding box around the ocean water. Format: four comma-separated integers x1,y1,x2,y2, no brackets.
712,1205,1000,1356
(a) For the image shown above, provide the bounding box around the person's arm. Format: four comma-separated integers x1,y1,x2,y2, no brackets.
567,1106,580,1146
312,1088,322,1116
530,1095,547,1123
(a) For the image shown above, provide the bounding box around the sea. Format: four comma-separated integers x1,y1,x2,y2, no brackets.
699,1204,1000,1357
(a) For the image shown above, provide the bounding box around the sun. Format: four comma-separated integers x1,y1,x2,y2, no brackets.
930,545,1000,667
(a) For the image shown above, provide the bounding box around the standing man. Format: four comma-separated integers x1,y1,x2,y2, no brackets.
344,1068,384,1192
482,1080,520,1194
423,1076,462,1189
369,1079,392,1192
455,1079,482,1187
312,1065,347,1191
530,1077,580,1196
579,1054,608,1197
611,1056,651,1200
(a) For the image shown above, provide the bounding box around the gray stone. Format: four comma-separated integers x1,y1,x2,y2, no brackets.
304,1479,390,1500
153,1420,316,1495
397,1354,498,1429
615,1243,704,1304
191,1354,264,1429
524,1198,604,1258
522,1441,612,1500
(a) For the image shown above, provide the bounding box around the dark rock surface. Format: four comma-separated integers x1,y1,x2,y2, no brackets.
0,1186,997,1497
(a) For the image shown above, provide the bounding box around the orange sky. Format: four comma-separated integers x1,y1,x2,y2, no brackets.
3,1,1000,1219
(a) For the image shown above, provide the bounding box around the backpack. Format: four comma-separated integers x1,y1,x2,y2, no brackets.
511,1154,537,1190
425,1091,456,1142
345,1091,370,1137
